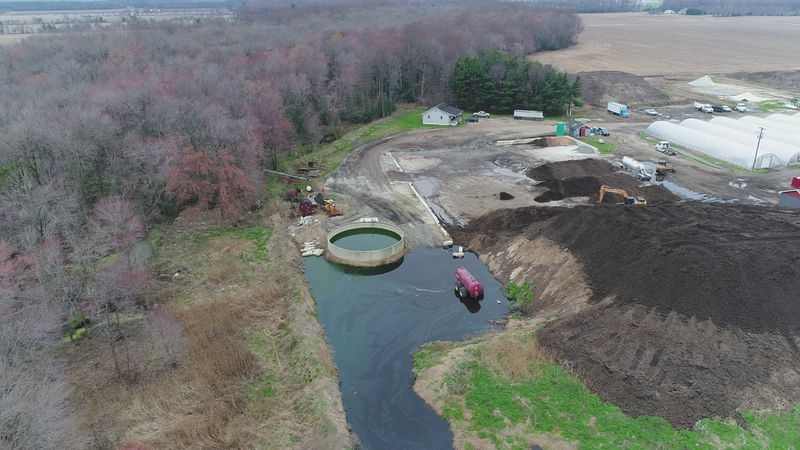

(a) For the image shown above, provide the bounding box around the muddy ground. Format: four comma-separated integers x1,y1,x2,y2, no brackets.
325,120,588,246
527,159,680,205
576,71,670,108
729,71,800,96
323,115,800,433
452,202,800,428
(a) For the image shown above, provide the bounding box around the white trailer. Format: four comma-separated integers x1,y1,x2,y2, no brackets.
513,110,544,120
607,102,630,118
621,156,655,181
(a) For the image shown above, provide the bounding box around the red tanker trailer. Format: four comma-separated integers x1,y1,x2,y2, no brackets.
454,267,484,300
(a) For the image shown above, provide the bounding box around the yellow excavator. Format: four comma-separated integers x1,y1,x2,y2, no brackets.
598,185,647,206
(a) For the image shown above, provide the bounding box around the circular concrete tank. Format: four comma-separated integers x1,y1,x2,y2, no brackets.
326,219,407,267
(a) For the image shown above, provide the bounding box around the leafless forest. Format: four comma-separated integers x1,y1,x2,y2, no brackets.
0,1,582,448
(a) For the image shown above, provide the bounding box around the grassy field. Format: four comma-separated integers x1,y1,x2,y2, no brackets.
415,332,800,450
267,108,428,197
579,136,615,155
300,108,425,174
758,101,790,112
637,132,745,172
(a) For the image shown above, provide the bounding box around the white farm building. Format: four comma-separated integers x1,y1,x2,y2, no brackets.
647,114,800,169
422,102,463,126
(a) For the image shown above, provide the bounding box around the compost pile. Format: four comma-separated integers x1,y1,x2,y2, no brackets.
549,204,800,334
576,70,670,107
458,203,800,427
527,160,679,204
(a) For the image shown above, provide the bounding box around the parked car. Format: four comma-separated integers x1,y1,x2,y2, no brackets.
645,109,658,116
712,105,730,113
720,105,731,112
466,116,479,123
701,105,714,113
735,103,748,112
592,127,610,136
473,111,490,118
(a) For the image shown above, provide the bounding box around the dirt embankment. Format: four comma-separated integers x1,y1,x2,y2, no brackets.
454,202,800,428
526,160,680,205
575,71,670,107
728,71,800,94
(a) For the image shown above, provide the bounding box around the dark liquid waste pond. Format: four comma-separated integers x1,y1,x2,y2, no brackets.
330,228,401,251
304,247,509,450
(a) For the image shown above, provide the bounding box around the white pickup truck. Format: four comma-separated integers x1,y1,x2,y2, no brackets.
693,102,713,113
734,103,748,112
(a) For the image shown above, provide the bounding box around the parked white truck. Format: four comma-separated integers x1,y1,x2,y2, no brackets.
735,103,748,112
607,102,630,118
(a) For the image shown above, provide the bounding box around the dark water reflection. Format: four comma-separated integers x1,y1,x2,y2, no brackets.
304,247,508,450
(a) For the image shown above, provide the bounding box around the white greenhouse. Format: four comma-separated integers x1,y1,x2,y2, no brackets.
710,117,800,148
680,118,800,166
740,116,800,136
766,113,800,128
647,121,762,168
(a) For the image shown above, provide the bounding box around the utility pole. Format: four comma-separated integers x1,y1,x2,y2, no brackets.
752,127,765,171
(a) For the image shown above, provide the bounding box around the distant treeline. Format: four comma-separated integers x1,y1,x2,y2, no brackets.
662,0,800,15
0,0,230,12
515,0,640,13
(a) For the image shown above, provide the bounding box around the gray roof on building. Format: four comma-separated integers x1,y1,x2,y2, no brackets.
432,102,463,116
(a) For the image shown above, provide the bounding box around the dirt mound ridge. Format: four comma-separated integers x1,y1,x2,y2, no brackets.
729,71,800,92
546,203,800,336
528,160,679,205
467,203,800,336
458,203,800,427
576,71,670,107
534,176,600,202
526,159,615,181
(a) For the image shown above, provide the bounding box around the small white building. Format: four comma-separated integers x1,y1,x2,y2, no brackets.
422,102,463,126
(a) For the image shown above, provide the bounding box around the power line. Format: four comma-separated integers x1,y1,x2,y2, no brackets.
752,127,765,171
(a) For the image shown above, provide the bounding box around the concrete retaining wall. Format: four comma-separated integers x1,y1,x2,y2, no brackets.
326,220,407,267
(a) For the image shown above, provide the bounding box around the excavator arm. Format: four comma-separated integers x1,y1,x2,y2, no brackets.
599,186,631,204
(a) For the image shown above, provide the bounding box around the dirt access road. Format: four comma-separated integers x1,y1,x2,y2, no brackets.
326,119,567,245
535,13,800,76
327,117,797,244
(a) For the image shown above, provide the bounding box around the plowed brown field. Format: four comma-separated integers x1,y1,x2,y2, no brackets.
535,13,800,76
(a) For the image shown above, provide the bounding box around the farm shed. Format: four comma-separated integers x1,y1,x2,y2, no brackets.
422,102,463,126
647,121,767,169
710,117,800,148
779,190,800,209
680,118,800,167
566,120,590,137
513,110,544,120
